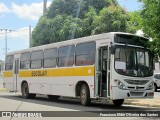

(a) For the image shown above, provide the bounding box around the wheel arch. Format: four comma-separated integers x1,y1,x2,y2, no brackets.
154,82,157,86
154,82,158,92
75,81,90,97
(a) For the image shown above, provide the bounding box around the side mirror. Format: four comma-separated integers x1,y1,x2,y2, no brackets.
110,45,115,54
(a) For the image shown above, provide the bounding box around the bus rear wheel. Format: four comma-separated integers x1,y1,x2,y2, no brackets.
113,99,124,107
22,83,36,99
80,84,91,106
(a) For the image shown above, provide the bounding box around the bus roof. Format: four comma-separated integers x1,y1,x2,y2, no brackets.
6,32,148,56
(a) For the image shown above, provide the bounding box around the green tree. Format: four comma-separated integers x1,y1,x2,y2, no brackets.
92,4,128,34
127,11,143,33
32,0,130,47
32,15,65,46
81,7,97,36
47,0,117,18
139,0,160,57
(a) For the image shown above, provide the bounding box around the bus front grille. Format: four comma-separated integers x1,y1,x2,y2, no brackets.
128,86,145,90
124,79,149,85
130,92,144,96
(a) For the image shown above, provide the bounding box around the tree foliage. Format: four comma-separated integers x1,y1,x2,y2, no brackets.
138,0,160,57
32,0,129,47
92,5,128,34
126,11,143,33
47,0,117,18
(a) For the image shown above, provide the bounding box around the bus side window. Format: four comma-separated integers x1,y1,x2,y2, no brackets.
5,55,14,71
58,45,75,67
75,42,96,66
30,50,43,69
44,48,57,68
20,52,30,69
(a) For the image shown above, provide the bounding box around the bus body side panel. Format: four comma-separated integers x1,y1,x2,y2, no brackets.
18,66,95,98
3,72,14,91
3,53,20,92
18,76,94,98
18,71,51,95
73,66,95,98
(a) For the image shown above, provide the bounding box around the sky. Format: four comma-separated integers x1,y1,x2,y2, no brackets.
0,0,142,61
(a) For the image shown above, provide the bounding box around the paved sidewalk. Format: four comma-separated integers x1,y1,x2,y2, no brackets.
124,92,160,108
0,82,8,92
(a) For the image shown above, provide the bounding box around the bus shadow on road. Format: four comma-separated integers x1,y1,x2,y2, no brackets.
0,92,157,111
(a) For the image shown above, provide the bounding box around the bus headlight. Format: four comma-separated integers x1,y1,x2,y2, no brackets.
114,79,126,89
147,82,154,90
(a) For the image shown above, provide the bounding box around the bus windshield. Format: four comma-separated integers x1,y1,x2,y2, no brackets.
114,46,153,77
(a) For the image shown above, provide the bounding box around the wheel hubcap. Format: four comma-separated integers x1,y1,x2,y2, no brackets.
81,89,86,102
25,88,27,95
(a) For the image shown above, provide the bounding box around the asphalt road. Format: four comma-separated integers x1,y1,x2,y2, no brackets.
0,92,160,120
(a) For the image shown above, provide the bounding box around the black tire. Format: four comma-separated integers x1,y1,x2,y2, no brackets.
113,99,124,107
22,83,36,99
48,95,60,100
154,84,157,92
80,84,91,106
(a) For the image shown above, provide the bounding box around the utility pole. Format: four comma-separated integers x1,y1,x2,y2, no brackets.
70,0,83,39
0,29,12,58
43,0,47,15
29,25,32,47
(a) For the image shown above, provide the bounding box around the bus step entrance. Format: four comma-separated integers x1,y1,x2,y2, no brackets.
101,90,107,97
101,83,107,97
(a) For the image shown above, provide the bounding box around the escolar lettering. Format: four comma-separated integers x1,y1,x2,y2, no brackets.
32,70,47,76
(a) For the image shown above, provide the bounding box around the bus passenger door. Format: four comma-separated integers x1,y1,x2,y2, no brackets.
13,58,19,92
95,47,109,97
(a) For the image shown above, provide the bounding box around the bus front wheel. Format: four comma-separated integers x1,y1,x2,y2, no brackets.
22,83,36,99
80,84,91,106
113,99,124,107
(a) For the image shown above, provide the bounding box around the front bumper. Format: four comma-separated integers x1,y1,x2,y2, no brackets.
111,86,154,100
